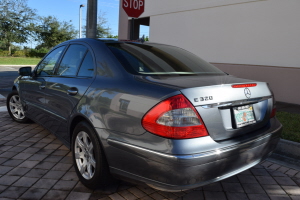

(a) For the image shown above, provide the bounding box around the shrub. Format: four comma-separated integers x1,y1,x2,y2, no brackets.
0,50,9,56
26,49,48,58
13,51,26,57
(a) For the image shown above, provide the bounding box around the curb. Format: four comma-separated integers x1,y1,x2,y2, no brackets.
0,98,7,112
0,106,7,112
269,139,300,170
273,138,300,159
0,65,36,67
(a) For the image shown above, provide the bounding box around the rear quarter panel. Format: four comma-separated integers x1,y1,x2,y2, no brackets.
77,75,180,135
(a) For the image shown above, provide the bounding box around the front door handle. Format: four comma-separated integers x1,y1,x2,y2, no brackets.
39,85,45,89
67,88,78,95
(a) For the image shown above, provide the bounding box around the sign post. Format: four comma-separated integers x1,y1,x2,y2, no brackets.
122,0,145,39
130,18,135,40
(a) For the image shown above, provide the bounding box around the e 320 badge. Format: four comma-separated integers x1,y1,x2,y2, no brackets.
194,96,213,102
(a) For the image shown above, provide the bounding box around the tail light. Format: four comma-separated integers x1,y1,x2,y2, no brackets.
270,107,276,118
142,94,208,139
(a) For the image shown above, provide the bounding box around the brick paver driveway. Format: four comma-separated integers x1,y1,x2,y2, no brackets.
0,99,300,200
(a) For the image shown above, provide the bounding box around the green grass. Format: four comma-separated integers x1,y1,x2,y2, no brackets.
276,111,300,143
0,57,41,65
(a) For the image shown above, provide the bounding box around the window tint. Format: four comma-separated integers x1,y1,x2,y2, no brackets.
36,46,65,76
107,43,225,75
77,51,94,77
56,44,87,76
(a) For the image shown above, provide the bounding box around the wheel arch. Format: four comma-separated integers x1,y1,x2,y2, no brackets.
69,114,103,151
70,113,114,188
12,84,18,91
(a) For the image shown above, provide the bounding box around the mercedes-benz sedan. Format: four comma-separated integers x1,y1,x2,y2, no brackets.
7,38,282,191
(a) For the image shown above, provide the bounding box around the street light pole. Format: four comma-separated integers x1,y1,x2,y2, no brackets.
79,4,85,38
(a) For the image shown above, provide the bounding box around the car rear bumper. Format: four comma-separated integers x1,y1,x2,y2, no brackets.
100,119,282,192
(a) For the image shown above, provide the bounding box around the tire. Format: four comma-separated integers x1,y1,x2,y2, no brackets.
72,121,112,189
6,90,30,123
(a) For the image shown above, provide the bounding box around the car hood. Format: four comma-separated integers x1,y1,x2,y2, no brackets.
134,74,255,89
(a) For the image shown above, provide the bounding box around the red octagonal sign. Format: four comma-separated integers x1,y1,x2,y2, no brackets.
123,0,145,18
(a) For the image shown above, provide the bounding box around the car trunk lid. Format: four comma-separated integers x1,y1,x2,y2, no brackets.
136,74,274,141
180,82,273,141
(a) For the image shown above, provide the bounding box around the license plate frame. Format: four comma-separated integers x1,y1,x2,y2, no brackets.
233,105,256,128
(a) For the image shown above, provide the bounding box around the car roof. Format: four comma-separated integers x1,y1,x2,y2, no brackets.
64,38,147,45
97,38,147,44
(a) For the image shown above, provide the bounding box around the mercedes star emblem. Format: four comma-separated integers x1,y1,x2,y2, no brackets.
244,88,251,99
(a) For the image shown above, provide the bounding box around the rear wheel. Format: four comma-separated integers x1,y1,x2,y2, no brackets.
72,121,112,189
6,90,30,123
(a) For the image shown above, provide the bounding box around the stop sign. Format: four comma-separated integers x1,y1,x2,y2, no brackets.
122,0,145,18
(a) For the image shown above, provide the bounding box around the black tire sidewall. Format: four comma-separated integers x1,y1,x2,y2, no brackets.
6,90,29,123
72,121,110,189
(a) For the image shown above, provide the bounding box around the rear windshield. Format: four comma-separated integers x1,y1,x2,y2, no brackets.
106,43,225,75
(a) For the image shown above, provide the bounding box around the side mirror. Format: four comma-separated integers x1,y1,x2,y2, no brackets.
19,67,32,76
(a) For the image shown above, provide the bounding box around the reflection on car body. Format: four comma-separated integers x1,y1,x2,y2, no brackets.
7,38,282,191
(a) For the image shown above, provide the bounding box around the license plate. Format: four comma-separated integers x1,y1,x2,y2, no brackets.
233,105,256,128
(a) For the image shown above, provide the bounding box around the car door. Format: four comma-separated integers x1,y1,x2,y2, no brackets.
44,43,96,143
21,45,66,124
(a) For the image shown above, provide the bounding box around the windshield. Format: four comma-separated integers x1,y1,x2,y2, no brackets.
106,43,225,75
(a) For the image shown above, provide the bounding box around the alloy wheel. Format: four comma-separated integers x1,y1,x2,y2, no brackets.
9,95,25,120
74,131,96,180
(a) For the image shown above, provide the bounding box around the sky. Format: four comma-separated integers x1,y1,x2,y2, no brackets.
27,0,149,38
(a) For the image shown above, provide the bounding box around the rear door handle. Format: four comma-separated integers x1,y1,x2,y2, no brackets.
67,88,78,95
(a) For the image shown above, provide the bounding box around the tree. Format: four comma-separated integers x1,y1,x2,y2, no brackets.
82,11,111,38
33,16,78,49
140,35,149,42
0,0,36,55
107,35,118,39
96,12,110,38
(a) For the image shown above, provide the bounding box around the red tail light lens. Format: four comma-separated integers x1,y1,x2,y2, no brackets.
232,83,257,88
270,107,276,118
142,94,208,139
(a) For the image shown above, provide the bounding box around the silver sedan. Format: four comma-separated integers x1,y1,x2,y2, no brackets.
7,39,282,191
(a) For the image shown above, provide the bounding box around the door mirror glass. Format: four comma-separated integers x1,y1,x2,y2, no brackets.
19,67,32,76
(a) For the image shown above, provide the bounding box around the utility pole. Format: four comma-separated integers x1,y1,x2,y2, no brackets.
79,4,85,38
86,0,97,38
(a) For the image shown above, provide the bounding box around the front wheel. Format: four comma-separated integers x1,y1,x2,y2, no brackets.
72,121,112,189
6,90,30,123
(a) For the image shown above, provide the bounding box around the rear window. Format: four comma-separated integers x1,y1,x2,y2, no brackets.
106,43,225,75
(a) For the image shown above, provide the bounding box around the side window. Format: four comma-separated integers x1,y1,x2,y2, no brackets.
56,44,87,76
36,46,65,76
77,51,94,77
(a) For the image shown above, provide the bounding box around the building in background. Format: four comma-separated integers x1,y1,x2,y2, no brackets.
118,0,300,104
